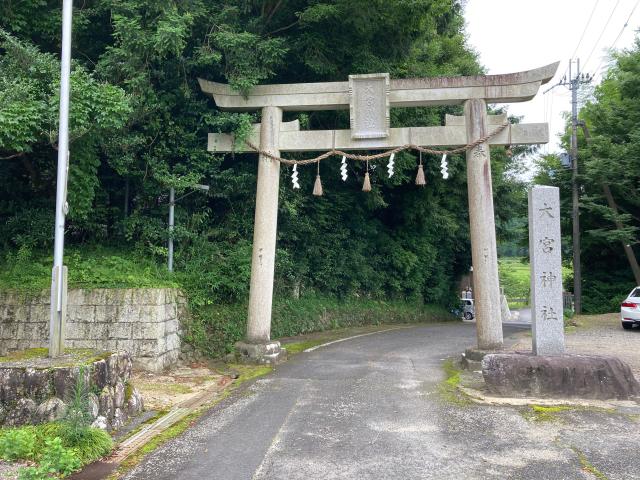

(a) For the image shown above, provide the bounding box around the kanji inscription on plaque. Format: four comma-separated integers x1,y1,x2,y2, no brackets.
348,73,390,140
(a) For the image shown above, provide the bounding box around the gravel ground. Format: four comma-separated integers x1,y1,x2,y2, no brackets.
510,313,640,377
0,460,27,479
131,363,226,411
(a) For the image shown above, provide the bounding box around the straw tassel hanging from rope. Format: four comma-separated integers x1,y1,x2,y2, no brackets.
313,160,323,196
362,159,372,192
415,151,426,186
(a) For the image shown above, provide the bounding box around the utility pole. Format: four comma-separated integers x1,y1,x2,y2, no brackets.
168,187,175,272
50,0,74,357
544,59,592,314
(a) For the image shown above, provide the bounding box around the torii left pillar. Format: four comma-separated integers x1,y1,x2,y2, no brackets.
464,99,503,353
235,106,288,364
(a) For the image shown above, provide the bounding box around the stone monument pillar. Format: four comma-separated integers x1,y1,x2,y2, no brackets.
464,99,503,351
529,185,565,355
237,106,287,363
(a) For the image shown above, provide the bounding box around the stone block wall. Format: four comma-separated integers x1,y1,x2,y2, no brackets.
0,289,187,372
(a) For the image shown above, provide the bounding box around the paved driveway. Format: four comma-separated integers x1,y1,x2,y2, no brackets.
125,323,640,480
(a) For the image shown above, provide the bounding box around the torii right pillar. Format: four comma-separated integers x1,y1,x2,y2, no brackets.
465,98,503,350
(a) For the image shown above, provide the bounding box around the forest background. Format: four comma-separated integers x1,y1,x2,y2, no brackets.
0,0,637,356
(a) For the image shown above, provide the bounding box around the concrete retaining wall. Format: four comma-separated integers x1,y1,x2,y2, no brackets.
0,289,186,372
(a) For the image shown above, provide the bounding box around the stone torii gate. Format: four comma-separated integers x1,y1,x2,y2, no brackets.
199,63,559,363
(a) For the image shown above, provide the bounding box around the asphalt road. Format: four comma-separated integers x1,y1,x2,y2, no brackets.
125,323,640,480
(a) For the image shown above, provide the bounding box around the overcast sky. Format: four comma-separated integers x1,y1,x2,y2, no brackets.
464,0,640,155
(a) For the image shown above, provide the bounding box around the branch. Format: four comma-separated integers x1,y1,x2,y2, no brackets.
0,152,25,160
262,0,283,30
265,19,300,36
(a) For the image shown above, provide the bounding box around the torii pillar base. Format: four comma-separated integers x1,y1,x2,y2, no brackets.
234,341,288,365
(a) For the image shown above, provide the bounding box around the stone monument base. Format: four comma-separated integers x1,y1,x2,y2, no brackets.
234,341,287,365
482,353,640,400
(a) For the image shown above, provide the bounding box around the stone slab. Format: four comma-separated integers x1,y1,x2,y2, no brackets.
482,353,640,400
528,186,565,355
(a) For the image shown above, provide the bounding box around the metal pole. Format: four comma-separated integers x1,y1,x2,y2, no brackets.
571,59,582,314
49,0,73,358
168,187,175,272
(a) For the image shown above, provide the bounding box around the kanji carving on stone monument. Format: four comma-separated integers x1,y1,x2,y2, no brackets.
529,186,565,355
540,236,555,253
541,305,560,322
539,202,554,218
540,271,557,288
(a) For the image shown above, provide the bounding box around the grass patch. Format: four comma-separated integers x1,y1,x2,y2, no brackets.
226,364,273,382
571,447,609,480
499,257,531,301
283,340,325,355
0,246,178,293
0,347,49,362
135,383,193,395
437,359,471,406
498,257,572,304
522,405,572,422
0,348,112,365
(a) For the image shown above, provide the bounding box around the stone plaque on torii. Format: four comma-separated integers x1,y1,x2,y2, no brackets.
199,62,559,363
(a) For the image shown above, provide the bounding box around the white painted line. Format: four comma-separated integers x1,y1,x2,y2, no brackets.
302,326,414,353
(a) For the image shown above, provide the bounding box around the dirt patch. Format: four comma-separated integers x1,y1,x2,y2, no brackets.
509,313,640,377
131,363,228,411
0,460,28,480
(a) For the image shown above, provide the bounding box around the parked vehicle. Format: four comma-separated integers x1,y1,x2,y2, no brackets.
461,298,475,320
621,287,640,330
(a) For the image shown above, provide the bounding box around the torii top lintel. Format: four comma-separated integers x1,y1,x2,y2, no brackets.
198,62,559,112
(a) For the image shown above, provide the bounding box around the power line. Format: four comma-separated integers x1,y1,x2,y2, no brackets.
593,0,640,76
560,0,601,83
583,0,621,70
571,0,601,59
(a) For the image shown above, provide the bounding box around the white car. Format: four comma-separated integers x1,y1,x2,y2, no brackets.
461,298,475,320
621,287,640,330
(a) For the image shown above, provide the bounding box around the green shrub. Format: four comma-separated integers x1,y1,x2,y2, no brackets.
5,424,109,480
18,437,81,480
0,428,36,460
58,427,112,465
